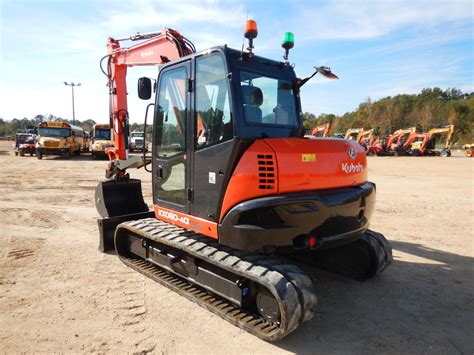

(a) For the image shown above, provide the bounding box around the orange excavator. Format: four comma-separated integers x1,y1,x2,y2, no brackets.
309,123,330,137
374,127,417,156
387,127,416,153
411,125,454,156
95,21,391,341
401,132,426,154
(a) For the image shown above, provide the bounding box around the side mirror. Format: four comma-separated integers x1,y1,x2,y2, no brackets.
294,66,339,91
138,77,152,100
315,66,339,80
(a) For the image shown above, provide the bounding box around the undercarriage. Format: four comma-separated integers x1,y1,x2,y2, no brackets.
99,213,392,341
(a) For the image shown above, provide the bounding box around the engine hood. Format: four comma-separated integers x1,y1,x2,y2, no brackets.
263,137,367,193
220,137,368,220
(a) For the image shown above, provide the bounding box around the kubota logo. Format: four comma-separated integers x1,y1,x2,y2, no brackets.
158,209,190,225
348,146,357,159
140,50,154,58
341,162,364,174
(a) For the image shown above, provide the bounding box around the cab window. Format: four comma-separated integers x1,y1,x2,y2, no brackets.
195,53,233,149
154,65,188,206
155,67,187,158
240,71,297,127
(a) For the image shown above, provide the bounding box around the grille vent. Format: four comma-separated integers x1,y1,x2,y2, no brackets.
44,141,59,148
257,154,275,190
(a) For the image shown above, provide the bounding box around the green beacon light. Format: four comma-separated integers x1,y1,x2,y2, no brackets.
282,32,294,62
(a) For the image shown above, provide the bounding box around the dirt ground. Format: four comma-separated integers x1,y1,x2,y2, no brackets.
0,140,472,354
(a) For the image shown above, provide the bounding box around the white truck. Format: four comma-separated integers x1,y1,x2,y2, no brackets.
128,131,147,152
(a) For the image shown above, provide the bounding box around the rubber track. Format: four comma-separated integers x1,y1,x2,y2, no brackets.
296,229,392,281
115,218,317,342
363,229,392,277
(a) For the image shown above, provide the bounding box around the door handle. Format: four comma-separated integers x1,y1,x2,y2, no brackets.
156,165,164,181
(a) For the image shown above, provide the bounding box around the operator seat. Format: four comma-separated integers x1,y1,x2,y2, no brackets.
242,86,263,124
274,87,293,125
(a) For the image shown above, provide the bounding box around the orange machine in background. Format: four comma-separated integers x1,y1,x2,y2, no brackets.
309,123,330,137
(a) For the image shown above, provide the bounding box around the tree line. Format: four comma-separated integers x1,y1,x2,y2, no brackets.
2,87,473,144
303,88,473,144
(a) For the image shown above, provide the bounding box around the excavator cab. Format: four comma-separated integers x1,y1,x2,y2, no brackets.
150,48,304,233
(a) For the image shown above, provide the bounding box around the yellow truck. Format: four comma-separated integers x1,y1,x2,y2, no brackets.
36,121,85,159
90,124,113,159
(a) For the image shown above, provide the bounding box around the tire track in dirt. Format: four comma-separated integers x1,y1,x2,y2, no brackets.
0,208,65,230
0,223,11,260
0,235,46,287
4,236,45,261
0,211,47,261
90,258,157,353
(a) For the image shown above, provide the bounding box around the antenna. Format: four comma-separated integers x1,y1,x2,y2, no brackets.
241,10,249,55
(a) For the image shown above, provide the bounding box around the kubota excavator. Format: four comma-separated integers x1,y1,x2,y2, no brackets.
400,132,426,155
374,127,417,156
387,127,416,154
95,21,392,342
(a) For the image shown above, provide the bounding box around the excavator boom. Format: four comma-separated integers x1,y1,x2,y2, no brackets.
420,125,454,153
386,127,416,147
103,28,195,163
344,127,363,140
310,123,330,137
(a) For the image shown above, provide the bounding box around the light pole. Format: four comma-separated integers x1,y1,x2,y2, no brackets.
64,82,81,125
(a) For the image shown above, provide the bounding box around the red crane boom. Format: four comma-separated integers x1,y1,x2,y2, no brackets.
102,28,195,166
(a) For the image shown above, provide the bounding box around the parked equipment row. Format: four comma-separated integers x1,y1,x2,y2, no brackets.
307,123,457,157
14,123,147,159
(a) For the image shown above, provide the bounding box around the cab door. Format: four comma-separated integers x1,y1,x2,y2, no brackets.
152,61,192,214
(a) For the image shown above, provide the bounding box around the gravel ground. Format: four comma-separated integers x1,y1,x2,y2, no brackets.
0,141,472,353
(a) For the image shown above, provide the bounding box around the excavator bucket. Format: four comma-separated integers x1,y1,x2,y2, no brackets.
95,179,149,218
95,179,154,252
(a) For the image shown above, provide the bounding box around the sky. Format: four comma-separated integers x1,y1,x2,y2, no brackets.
0,0,472,123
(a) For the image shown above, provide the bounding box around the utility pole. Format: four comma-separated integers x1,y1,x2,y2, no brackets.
64,82,81,125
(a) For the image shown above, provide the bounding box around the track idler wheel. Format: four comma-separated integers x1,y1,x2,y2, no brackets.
312,230,392,280
256,287,281,324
